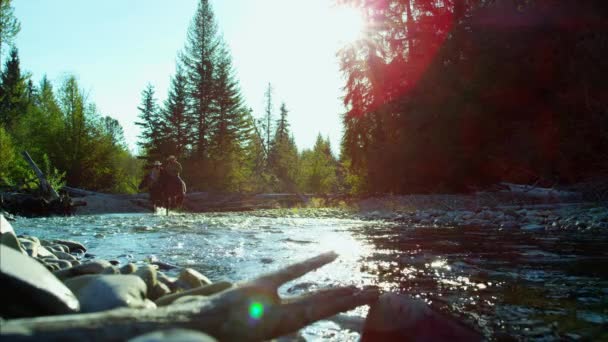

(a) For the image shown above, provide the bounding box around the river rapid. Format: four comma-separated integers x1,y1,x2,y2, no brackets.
11,209,608,341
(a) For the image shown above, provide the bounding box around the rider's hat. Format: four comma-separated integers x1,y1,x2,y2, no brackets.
167,155,177,161
153,160,162,166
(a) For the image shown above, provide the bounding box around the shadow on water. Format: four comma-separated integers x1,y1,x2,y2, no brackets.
353,224,608,340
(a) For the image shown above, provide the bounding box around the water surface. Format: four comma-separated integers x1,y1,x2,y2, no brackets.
12,211,608,340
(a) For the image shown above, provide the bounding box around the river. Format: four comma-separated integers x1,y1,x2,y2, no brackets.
11,210,608,341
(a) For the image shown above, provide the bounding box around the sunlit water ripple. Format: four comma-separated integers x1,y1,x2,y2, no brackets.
11,211,608,341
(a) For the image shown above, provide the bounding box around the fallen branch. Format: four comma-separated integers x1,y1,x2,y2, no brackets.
1,252,380,341
21,151,59,202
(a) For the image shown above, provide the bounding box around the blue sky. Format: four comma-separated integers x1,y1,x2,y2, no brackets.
13,0,364,155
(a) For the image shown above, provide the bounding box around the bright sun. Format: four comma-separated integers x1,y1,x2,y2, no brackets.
330,6,366,44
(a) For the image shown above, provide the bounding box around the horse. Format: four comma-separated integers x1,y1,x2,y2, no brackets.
155,170,186,211
139,170,186,212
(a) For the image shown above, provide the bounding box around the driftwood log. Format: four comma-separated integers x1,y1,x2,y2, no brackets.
1,252,380,341
20,151,59,202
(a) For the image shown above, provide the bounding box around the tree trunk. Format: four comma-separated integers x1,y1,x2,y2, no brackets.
20,151,59,201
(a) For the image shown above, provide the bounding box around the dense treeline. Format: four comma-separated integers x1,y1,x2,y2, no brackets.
137,0,339,194
339,0,608,193
0,0,141,193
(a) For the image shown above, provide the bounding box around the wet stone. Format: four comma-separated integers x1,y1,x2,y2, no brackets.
135,264,158,290
51,239,86,253
53,260,114,280
120,263,138,274
36,245,56,258
0,245,80,318
149,282,171,301
65,274,148,313
128,329,217,342
1,232,24,254
45,259,73,270
49,244,69,253
178,268,212,289
102,265,120,274
0,214,15,235
362,293,482,342
53,250,78,261
157,272,178,292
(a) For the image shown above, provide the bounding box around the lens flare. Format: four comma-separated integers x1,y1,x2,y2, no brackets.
249,302,264,320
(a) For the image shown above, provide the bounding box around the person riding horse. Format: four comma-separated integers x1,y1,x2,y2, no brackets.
138,158,186,209
138,161,163,201
161,155,186,207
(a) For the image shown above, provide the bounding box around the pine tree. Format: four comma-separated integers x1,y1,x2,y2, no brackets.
0,47,28,129
35,76,64,164
181,0,222,165
242,110,270,192
275,103,289,143
57,76,88,186
268,103,299,192
135,83,164,162
208,46,249,190
300,134,337,193
0,0,20,66
260,82,274,158
162,65,190,159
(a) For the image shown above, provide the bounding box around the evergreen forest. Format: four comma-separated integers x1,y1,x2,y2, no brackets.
1,0,607,196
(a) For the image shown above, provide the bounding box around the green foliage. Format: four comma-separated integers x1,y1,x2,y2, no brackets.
136,83,164,162
268,104,299,192
0,47,28,129
162,66,189,159
40,154,66,191
0,125,15,185
1,70,141,193
299,134,338,194
181,0,221,167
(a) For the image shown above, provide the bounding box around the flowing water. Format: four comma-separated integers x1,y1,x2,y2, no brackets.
11,210,608,341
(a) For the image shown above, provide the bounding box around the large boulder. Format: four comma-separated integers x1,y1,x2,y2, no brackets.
361,293,482,342
64,274,149,313
0,214,15,235
0,245,80,318
0,215,24,254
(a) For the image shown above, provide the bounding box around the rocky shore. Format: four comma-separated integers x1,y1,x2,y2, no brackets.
362,201,608,232
0,214,482,341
